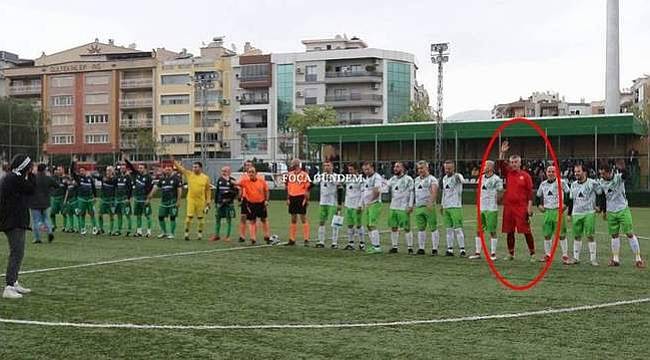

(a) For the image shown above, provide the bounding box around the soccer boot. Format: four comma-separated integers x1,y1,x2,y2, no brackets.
608,258,620,267
431,249,439,256
407,247,414,255
2,286,22,299
416,249,425,255
459,249,466,257
157,233,166,239
366,245,383,254
389,247,398,254
444,249,454,256
331,244,339,249
635,259,647,269
13,282,31,294
315,243,325,248
468,253,481,260
344,244,355,251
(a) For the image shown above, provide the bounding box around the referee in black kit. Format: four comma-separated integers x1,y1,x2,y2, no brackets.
1,154,36,299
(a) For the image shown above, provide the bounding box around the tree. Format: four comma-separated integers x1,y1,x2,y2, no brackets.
397,101,433,122
132,129,167,161
287,105,338,159
0,97,48,161
631,102,650,189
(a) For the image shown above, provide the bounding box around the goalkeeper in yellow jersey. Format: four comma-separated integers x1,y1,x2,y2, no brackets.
173,159,212,241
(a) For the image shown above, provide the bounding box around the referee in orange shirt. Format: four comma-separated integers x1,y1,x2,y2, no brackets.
237,167,270,245
285,159,311,246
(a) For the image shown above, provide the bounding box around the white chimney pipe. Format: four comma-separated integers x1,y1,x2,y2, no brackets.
605,0,620,114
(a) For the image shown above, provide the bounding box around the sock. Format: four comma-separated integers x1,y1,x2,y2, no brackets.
170,217,177,235
98,216,104,232
348,228,355,244
79,216,86,231
507,233,515,255
544,239,552,256
405,232,413,248
629,235,641,262
303,222,310,240
573,240,582,260
611,237,621,262
391,231,399,248
371,229,380,247
418,231,426,250
432,230,440,250
289,223,297,241
91,215,97,228
197,217,204,237
524,233,535,255
109,217,114,233
475,236,482,255
588,241,597,262
249,223,257,242
490,238,498,255
331,226,339,245
126,215,132,231
225,218,232,237
159,217,167,234
147,216,153,231
445,228,454,251
137,216,143,230
455,228,465,249
51,213,57,229
215,217,222,236
358,226,365,243
318,226,326,244
560,239,568,257
185,217,192,234
262,221,270,238
239,221,247,240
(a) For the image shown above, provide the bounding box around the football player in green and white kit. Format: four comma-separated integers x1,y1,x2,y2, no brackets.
598,165,646,268
568,164,604,266
470,160,503,261
441,160,466,257
343,163,364,250
387,162,414,254
413,161,440,255
535,165,571,264
315,160,343,249
361,162,385,254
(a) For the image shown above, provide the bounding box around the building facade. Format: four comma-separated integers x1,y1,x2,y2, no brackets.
3,39,178,161
156,38,235,158
0,51,33,97
492,91,592,119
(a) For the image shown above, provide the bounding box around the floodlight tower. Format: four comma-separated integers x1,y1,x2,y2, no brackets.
193,72,217,162
431,42,449,177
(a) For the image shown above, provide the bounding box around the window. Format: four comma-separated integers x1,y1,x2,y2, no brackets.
161,74,190,85
161,94,190,105
85,134,109,144
240,64,270,81
161,134,190,144
51,114,73,126
85,114,109,124
86,75,109,85
195,90,222,105
348,65,363,73
194,132,220,143
196,111,220,127
51,76,74,88
387,62,411,122
305,65,317,82
51,95,73,107
276,64,294,130
85,93,109,105
304,88,317,105
161,114,190,125
51,134,74,144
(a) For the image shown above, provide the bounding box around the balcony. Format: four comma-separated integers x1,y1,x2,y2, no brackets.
238,75,271,89
120,98,153,109
120,118,154,129
324,71,383,84
120,78,153,89
239,94,269,105
9,84,42,96
325,94,383,107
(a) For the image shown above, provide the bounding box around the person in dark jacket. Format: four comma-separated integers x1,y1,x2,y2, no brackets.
0,154,36,299
28,163,58,244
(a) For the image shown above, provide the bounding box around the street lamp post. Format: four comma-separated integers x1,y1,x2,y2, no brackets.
192,72,217,163
431,42,450,178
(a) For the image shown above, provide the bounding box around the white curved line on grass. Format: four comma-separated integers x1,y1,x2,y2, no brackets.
0,297,648,330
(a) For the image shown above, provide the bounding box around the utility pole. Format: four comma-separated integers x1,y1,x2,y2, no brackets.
431,42,450,178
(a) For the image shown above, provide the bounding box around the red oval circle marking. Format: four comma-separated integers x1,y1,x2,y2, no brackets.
476,117,564,291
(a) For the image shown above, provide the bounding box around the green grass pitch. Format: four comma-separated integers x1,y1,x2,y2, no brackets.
1,201,649,359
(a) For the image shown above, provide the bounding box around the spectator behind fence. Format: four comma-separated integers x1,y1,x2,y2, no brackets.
28,163,58,244
0,154,36,299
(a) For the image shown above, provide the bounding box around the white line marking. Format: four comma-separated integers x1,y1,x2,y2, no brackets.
2,244,274,277
1,297,648,330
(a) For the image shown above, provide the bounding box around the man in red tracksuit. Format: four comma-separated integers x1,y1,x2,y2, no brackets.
498,141,535,261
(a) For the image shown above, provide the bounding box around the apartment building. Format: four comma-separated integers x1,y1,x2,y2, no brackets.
231,34,425,161
492,91,592,119
0,51,32,97
3,39,177,161
156,38,235,157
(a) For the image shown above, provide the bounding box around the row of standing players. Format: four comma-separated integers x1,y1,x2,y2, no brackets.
283,142,644,268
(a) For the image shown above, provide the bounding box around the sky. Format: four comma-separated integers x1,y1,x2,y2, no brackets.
1,0,648,117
